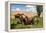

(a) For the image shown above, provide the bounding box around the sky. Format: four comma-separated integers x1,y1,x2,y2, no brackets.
10,4,26,11
10,4,37,13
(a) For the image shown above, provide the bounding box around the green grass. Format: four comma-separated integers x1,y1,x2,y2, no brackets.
10,17,43,29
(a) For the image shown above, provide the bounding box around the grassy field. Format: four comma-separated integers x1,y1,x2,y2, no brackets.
10,17,43,29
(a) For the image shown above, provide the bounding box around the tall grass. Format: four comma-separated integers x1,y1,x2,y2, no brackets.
10,17,43,29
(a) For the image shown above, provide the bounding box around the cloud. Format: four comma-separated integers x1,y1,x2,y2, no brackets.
11,9,16,11
16,8,21,11
11,8,21,11
25,5,34,12
26,5,34,7
25,5,37,13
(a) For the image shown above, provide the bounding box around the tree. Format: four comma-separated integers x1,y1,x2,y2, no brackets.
36,5,43,17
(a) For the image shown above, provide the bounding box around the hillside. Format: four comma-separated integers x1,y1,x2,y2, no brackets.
10,10,37,19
